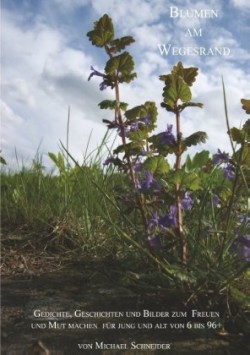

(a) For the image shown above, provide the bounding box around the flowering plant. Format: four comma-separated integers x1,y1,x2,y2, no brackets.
87,14,249,285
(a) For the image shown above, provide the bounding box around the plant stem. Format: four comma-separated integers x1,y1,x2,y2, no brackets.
175,108,187,265
114,77,148,227
104,46,147,228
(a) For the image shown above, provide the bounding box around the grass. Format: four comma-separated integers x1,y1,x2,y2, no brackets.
1,151,117,255
1,140,249,335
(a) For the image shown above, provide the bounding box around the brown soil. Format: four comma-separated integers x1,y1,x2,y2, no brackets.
1,233,249,354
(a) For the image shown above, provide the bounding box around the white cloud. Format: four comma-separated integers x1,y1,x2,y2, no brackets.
51,0,90,11
132,23,168,50
2,78,36,108
90,0,167,29
0,100,26,164
2,12,63,75
1,7,108,169
1,0,249,170
0,100,23,125
231,0,250,9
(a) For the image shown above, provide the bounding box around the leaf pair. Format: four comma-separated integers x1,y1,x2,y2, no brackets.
87,14,136,85
105,52,136,84
241,99,250,114
87,14,135,52
160,62,202,110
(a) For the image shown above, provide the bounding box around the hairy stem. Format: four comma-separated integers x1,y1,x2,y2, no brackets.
105,46,147,227
114,78,148,227
175,108,187,265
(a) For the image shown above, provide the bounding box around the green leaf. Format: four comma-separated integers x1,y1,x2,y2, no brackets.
243,119,250,137
172,170,183,185
148,134,176,156
172,169,202,191
230,127,245,144
48,152,58,165
185,155,192,172
185,151,210,171
183,172,201,191
184,132,208,147
192,150,210,169
241,99,250,114
105,51,135,76
0,156,7,165
102,119,114,128
143,102,158,125
143,156,170,175
113,142,144,156
125,101,158,131
119,73,137,84
159,74,170,82
171,170,201,190
110,36,135,53
234,144,250,167
98,100,128,111
230,120,250,144
172,62,199,87
230,286,250,307
160,62,199,87
163,75,192,108
179,102,204,111
162,100,203,112
128,129,148,141
87,14,114,47
160,102,176,112
48,152,65,172
125,106,143,120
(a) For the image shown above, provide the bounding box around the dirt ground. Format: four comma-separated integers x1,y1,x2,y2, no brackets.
1,235,249,354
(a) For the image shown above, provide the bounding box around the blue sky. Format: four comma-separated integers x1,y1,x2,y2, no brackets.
1,0,250,169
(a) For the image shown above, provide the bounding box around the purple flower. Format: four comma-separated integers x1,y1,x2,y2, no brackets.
140,148,148,156
239,214,250,225
238,235,250,248
181,192,193,210
139,115,151,126
223,164,235,180
116,124,126,137
158,124,176,145
127,117,151,136
88,66,107,91
169,205,178,225
212,149,235,180
147,206,177,234
134,159,142,172
212,194,220,207
148,235,161,250
88,66,104,81
107,122,126,137
99,81,108,91
159,214,175,228
213,149,229,165
147,211,159,232
130,122,139,132
135,170,161,192
237,235,250,262
159,205,177,228
103,156,116,166
141,170,155,190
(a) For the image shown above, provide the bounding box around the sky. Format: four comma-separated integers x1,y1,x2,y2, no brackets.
1,0,250,170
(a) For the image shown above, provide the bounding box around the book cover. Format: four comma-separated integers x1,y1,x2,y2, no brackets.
1,0,249,354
